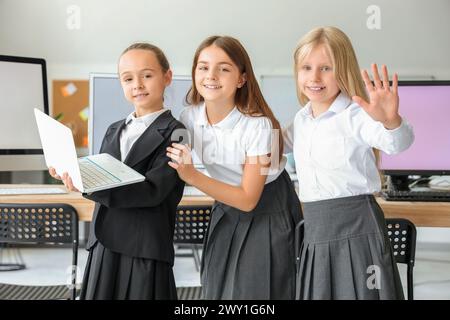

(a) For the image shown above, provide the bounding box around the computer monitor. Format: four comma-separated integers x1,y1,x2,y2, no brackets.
0,55,49,171
380,81,450,184
89,73,196,159
260,75,301,128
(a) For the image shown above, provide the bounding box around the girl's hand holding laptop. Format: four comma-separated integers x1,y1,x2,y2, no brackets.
48,167,80,193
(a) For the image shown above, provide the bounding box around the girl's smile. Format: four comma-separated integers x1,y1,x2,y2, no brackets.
133,92,150,99
306,85,326,92
203,84,223,89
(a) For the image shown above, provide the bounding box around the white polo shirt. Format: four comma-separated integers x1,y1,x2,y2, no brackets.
283,93,414,202
179,103,286,186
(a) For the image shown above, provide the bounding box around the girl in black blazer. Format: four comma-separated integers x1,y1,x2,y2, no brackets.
49,43,185,300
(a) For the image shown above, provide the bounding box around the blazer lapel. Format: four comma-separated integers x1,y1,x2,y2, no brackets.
123,110,173,168
100,120,126,161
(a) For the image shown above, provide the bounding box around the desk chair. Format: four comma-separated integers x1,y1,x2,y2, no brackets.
385,218,417,300
174,205,211,272
0,203,79,300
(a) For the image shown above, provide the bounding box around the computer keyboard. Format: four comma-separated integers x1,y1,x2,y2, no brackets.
79,158,120,189
0,187,67,195
382,190,450,202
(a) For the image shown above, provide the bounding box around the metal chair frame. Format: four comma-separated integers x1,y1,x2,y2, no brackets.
0,203,79,300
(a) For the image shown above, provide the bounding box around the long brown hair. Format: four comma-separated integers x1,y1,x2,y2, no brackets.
186,35,284,160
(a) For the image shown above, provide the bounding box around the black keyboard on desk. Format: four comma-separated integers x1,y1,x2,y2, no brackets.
382,190,450,202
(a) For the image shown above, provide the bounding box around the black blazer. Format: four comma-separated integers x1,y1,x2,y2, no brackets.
83,110,185,265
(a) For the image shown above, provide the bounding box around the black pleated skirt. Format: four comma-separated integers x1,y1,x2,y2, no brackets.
296,194,404,300
79,241,177,300
200,170,302,300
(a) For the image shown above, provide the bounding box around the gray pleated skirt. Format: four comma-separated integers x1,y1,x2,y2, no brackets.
79,241,177,300
296,194,404,300
200,170,302,300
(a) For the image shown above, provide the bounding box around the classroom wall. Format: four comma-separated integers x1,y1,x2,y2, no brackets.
1,0,449,112
1,0,450,243
1,0,449,82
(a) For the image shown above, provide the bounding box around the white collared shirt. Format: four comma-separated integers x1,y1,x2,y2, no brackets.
283,93,414,202
179,103,286,186
120,108,168,161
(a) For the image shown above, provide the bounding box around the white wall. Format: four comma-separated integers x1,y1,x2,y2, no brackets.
1,0,450,81
1,0,449,110
1,0,450,243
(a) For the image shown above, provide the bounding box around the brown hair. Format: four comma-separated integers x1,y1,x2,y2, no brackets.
186,35,284,160
121,42,170,73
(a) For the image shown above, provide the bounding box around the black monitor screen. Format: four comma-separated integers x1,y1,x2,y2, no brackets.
0,55,48,155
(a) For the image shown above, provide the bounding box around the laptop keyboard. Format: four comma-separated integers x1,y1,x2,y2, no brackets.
79,158,121,190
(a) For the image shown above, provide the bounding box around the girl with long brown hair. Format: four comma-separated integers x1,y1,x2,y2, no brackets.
167,35,302,299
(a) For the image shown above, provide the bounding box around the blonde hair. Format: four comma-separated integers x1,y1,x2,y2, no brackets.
186,35,284,160
293,26,381,167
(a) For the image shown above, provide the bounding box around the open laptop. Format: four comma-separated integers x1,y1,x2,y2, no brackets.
34,108,145,193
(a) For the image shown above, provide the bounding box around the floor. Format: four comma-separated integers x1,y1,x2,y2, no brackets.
0,242,449,299
0,245,201,288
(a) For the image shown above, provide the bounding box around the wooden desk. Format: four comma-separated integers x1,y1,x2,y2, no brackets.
2,184,450,227
0,184,214,222
377,198,450,227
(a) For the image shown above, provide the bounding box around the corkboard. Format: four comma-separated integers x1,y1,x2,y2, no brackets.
52,80,89,147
